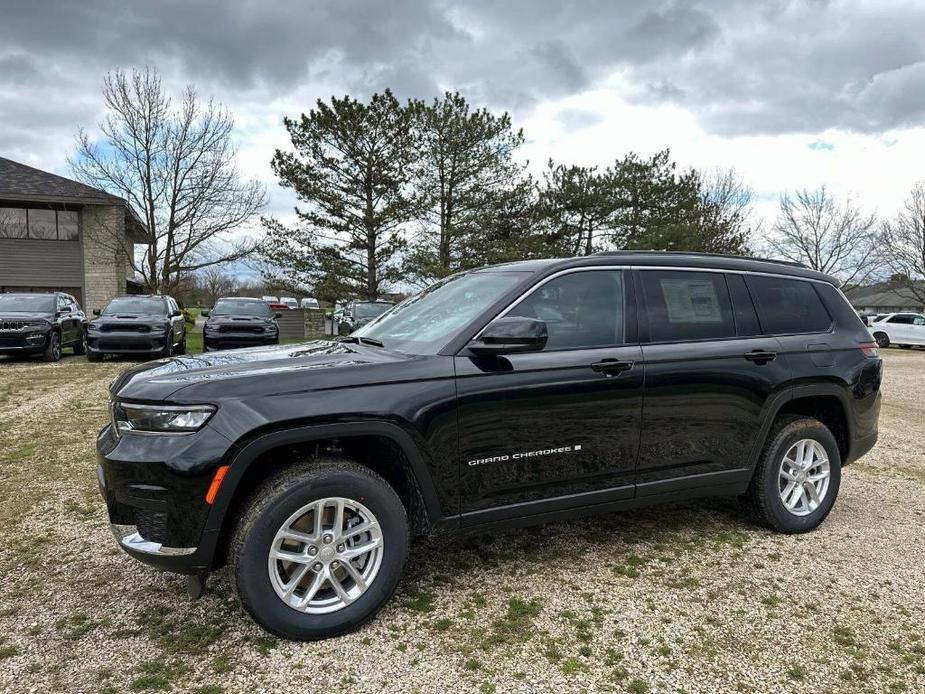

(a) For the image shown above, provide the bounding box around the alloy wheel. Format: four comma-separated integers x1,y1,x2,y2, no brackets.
267,497,384,614
778,439,831,516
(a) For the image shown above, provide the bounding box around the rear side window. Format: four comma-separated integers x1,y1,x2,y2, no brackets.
746,276,832,334
888,314,916,325
641,270,735,342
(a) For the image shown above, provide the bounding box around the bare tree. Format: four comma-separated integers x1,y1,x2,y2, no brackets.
766,186,877,284
199,267,238,307
70,67,267,294
694,167,756,254
880,182,925,305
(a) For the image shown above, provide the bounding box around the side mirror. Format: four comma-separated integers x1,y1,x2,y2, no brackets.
58,306,71,315
468,317,548,356
171,310,182,317
201,309,210,317
274,312,282,319
92,309,101,317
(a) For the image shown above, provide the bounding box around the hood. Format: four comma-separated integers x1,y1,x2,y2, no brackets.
111,340,416,401
205,315,276,326
93,313,168,322
0,312,53,322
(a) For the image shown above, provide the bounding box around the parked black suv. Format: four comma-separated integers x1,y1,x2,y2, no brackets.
85,295,186,362
0,292,85,361
202,297,280,351
336,299,394,335
97,252,882,640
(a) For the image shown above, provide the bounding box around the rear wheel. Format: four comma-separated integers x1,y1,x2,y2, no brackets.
873,331,890,348
742,416,841,534
231,459,409,640
42,331,62,362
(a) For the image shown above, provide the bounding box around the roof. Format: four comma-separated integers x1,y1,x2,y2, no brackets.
844,281,925,309
481,251,837,284
0,156,125,205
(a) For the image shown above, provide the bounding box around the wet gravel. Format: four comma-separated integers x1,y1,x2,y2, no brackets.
0,349,923,693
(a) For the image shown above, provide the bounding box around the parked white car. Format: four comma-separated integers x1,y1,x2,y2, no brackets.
300,297,320,309
279,296,298,309
869,312,925,348
261,295,279,304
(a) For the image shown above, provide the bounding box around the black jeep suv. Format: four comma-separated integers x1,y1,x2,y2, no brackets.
97,252,882,640
85,295,186,361
202,297,280,351
0,292,85,361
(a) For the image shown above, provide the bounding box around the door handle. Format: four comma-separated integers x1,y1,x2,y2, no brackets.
744,350,776,364
591,359,634,375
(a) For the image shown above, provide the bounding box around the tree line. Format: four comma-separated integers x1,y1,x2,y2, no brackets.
258,90,756,301
69,67,925,306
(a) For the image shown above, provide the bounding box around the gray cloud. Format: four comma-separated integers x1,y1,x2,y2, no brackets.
1,0,924,174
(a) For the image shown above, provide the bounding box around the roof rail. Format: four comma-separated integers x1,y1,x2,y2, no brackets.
591,250,808,269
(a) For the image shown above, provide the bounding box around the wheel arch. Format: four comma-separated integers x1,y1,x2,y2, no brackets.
203,421,450,569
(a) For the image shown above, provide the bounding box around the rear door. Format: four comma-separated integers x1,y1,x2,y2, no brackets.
455,269,644,522
635,270,791,495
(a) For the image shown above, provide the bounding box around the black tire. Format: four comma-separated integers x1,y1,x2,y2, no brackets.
86,349,103,362
176,332,187,355
158,332,174,359
873,331,890,348
42,331,62,362
72,333,86,356
742,416,842,534
230,459,409,641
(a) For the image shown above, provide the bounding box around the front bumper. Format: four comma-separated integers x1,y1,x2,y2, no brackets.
204,333,277,350
97,421,231,574
0,329,49,354
87,331,167,355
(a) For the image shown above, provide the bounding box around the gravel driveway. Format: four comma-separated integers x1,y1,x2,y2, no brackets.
0,349,923,693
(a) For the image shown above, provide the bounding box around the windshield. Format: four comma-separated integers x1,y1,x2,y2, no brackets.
354,271,526,354
354,302,393,319
103,297,166,315
213,300,273,317
0,294,55,313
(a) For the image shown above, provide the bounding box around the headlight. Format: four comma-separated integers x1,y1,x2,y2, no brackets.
111,401,215,435
88,322,101,330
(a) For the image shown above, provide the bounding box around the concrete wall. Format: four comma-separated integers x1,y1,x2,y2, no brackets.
275,309,331,339
81,205,129,312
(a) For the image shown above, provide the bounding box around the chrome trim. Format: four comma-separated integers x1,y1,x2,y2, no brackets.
111,524,197,556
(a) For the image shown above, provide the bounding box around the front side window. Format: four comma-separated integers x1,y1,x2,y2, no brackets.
507,270,624,350
212,300,273,317
746,276,832,334
642,270,735,342
103,297,167,315
355,271,526,354
888,314,915,325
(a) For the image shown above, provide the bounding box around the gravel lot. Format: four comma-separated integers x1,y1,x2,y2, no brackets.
0,349,923,693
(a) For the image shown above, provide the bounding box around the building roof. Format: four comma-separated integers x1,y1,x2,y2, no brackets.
844,281,925,309
0,156,126,205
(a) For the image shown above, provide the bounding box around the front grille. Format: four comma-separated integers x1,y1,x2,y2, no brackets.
0,336,28,347
135,509,169,544
219,325,264,334
100,324,151,333
0,320,26,331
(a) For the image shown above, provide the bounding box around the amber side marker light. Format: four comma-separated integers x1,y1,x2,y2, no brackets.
205,465,231,504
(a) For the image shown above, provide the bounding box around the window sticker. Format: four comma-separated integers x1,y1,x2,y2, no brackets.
660,279,722,323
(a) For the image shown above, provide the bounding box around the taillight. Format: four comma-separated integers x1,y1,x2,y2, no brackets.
859,342,879,358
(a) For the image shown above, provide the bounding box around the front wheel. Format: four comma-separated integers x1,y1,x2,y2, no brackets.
873,331,890,348
72,333,86,355
176,332,187,355
741,416,842,534
158,332,174,359
230,460,409,640
42,331,62,362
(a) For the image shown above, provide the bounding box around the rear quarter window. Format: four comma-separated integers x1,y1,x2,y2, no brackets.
746,275,832,334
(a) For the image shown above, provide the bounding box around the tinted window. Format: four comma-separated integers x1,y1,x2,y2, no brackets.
103,297,167,315
746,276,832,334
28,209,57,239
888,314,916,325
726,274,761,336
213,300,273,317
914,317,925,326
0,208,27,238
58,211,79,241
642,271,735,342
353,302,393,319
508,270,624,350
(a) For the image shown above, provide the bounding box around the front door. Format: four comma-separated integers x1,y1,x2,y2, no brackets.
455,269,644,523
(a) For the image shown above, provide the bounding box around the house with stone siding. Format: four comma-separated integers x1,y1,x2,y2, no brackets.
0,156,146,311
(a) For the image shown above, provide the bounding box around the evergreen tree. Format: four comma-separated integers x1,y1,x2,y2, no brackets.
260,90,417,300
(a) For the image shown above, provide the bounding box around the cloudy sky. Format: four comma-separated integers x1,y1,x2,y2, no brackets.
1,0,923,232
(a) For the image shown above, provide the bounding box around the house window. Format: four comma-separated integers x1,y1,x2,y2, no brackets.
28,209,57,239
0,208,27,238
58,211,79,240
